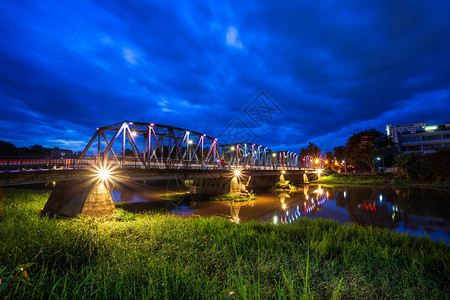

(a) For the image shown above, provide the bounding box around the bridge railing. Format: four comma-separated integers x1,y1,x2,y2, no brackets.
0,155,317,172
0,156,79,172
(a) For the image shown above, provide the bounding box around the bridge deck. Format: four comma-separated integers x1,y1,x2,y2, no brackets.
0,166,317,186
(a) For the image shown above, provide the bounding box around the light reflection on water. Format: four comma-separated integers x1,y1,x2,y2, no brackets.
112,184,450,243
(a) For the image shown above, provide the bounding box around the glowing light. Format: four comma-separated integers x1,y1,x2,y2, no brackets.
314,158,319,164
131,131,137,137
234,169,241,177
188,140,193,144
425,125,437,131
186,131,190,134
379,194,383,202
376,157,381,161
272,153,276,157
334,162,338,166
282,203,287,210
98,168,110,181
344,191,347,198
150,123,154,126
231,146,235,151
281,170,286,174
325,160,328,164
317,169,323,174
273,215,278,224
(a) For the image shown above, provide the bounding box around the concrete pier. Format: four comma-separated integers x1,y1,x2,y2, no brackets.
43,181,115,217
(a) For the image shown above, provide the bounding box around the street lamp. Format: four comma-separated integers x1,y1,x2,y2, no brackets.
376,157,385,170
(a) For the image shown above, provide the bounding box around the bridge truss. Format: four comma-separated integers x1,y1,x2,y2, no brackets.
76,121,219,169
68,121,312,171
218,143,299,169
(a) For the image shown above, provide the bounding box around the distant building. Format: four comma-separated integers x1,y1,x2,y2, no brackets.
396,124,450,153
386,122,425,145
50,147,73,157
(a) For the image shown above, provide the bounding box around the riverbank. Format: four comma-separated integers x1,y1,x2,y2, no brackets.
1,189,449,299
313,174,450,189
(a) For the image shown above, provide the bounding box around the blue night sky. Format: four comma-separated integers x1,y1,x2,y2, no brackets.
1,0,450,153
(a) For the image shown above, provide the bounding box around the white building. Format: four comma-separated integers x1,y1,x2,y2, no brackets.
386,122,425,144
399,124,450,153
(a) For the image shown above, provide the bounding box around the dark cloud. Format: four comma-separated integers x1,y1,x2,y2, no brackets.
1,0,449,152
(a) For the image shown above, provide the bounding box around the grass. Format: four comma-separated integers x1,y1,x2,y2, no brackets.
314,173,450,189
159,192,190,201
212,193,256,202
0,188,449,299
271,180,298,191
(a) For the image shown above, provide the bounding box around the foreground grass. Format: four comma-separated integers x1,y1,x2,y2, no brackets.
0,189,449,299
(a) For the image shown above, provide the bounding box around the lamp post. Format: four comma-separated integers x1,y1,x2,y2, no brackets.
376,157,385,171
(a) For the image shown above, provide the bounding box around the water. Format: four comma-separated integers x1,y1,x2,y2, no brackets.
111,183,450,242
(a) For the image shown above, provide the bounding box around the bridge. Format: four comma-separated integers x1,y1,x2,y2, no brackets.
1,121,321,217
1,121,319,176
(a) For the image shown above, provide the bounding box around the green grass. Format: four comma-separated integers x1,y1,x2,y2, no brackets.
314,173,450,189
313,174,386,185
271,181,298,191
1,188,449,299
159,192,190,201
212,193,256,202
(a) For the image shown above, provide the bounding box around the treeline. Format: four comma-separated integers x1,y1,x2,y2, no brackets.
0,140,51,156
396,148,450,182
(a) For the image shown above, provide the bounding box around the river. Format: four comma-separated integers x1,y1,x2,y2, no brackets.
111,182,450,243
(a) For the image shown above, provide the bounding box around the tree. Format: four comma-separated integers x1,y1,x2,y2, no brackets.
395,152,423,180
27,144,50,155
333,146,345,162
325,151,333,162
344,129,396,172
300,142,320,157
0,140,18,155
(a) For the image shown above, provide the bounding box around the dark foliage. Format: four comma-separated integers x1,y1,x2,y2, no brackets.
396,148,450,182
344,129,397,172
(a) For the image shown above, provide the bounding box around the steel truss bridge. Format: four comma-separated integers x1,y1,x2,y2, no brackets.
0,121,317,172
76,121,312,170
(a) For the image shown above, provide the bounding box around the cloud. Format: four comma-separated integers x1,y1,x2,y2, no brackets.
0,0,449,153
123,48,138,64
226,26,243,49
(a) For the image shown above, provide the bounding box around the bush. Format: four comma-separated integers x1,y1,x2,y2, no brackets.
396,148,450,182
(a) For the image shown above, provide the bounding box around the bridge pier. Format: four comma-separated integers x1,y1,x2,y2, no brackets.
303,173,309,183
43,181,115,217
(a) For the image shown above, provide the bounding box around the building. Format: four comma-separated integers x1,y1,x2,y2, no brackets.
398,124,450,153
386,122,425,145
50,147,73,157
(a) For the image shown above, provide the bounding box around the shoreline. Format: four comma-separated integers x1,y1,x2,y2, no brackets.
311,174,450,189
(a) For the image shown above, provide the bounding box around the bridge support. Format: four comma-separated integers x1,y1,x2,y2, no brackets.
190,176,251,194
303,173,309,183
43,181,115,217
